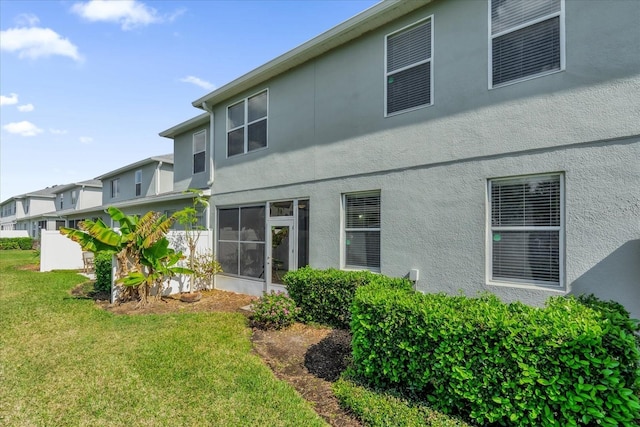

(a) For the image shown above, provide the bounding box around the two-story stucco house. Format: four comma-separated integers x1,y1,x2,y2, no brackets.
91,153,209,227
1,186,59,237
160,0,640,318
43,180,103,229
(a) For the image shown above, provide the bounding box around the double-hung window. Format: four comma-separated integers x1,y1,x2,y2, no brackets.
227,90,268,157
135,170,142,196
490,0,564,87
193,130,206,174
385,17,433,116
218,206,265,278
71,190,77,205
343,192,381,271
488,173,563,287
59,194,64,210
110,178,120,199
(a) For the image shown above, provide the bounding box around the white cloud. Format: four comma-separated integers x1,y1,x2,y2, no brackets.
71,0,161,31
50,128,68,135
1,93,19,106
18,104,35,112
180,76,215,91
0,27,83,61
79,136,93,144
15,13,40,27
3,121,44,137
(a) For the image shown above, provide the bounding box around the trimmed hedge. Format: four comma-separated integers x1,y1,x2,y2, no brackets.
0,237,33,250
94,252,112,294
351,285,640,426
333,378,473,427
283,266,412,329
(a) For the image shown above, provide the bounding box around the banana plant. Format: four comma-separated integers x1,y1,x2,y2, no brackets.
61,206,192,305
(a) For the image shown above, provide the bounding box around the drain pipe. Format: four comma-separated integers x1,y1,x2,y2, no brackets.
201,101,215,187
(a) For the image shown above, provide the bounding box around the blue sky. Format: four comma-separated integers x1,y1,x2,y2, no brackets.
0,0,378,201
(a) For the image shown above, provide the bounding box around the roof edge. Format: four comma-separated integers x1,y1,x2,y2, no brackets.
191,0,430,109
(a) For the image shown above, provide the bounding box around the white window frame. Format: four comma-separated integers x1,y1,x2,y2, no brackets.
488,0,565,89
486,173,565,289
135,170,142,197
110,178,120,199
384,16,434,117
71,190,77,205
226,89,269,157
342,191,381,272
193,130,206,174
59,194,64,210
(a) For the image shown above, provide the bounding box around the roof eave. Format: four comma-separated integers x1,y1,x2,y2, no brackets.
191,0,430,109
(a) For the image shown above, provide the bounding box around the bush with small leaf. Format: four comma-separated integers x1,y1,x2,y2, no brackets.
284,266,412,329
94,252,112,294
351,284,640,426
251,291,301,330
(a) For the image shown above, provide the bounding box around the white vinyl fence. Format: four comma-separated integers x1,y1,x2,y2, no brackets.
40,230,84,272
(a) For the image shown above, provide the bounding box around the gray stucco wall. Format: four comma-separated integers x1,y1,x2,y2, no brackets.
173,125,210,192
101,162,173,203
174,0,640,316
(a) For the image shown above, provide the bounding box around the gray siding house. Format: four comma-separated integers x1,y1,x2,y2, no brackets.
148,0,640,319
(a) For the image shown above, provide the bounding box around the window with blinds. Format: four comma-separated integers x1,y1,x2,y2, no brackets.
490,0,563,87
344,192,380,271
193,130,206,174
134,170,142,197
385,17,432,115
489,174,563,286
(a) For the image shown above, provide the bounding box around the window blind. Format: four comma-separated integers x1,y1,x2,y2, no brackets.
386,19,431,114
345,192,381,270
490,175,561,285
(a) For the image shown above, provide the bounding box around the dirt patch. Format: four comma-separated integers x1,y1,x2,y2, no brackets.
72,286,360,426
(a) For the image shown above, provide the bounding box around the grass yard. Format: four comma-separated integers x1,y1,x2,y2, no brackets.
0,250,327,426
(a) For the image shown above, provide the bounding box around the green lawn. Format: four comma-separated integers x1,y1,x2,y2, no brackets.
0,250,326,426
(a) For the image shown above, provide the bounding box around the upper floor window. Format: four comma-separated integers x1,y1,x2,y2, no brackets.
343,191,381,271
227,90,268,157
490,0,564,87
110,178,120,199
488,173,563,287
24,202,29,214
135,170,142,196
385,17,433,116
71,190,77,205
59,194,64,210
193,130,206,174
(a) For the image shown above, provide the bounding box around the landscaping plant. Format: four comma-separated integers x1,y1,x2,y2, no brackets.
250,291,301,330
60,206,191,305
284,266,412,329
350,284,640,426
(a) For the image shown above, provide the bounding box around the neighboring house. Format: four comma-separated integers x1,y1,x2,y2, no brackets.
48,180,103,228
1,186,58,237
92,153,208,227
161,0,640,317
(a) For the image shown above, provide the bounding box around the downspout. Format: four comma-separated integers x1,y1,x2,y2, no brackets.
201,101,215,187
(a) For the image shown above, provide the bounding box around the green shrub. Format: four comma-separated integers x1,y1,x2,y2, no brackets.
333,378,473,427
351,285,640,426
283,266,412,329
93,252,112,294
250,291,301,330
0,237,33,250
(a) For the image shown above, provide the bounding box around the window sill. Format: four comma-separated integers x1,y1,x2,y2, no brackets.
486,280,565,293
